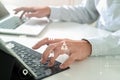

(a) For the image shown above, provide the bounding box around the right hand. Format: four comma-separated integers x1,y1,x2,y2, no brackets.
14,6,51,19
32,37,92,69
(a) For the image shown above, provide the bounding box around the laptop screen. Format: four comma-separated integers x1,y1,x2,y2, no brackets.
0,1,9,20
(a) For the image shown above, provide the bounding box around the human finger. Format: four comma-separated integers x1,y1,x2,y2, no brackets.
19,11,26,19
25,12,41,18
60,54,75,69
47,38,64,44
32,38,48,49
48,48,60,67
14,7,34,14
14,7,26,14
41,44,57,64
48,52,60,67
32,38,63,49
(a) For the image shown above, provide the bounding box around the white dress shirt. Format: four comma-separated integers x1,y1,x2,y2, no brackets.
49,0,120,56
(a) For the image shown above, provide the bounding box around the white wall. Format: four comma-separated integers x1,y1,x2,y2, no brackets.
1,0,82,7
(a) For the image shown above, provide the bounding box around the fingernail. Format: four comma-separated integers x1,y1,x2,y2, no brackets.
32,46,38,49
48,62,54,67
60,64,65,69
48,57,54,66
32,46,36,49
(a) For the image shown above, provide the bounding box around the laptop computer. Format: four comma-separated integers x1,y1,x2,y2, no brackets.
0,38,69,80
0,1,49,36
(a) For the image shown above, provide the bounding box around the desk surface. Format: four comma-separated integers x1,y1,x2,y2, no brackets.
1,21,120,80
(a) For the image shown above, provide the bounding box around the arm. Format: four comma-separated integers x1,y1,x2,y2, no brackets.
49,0,99,24
14,0,99,24
32,30,120,69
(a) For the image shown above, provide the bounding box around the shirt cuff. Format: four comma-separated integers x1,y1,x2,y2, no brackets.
84,35,118,56
49,6,61,20
86,37,104,56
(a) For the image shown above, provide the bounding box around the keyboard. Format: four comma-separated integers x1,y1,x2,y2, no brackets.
0,16,24,29
6,41,69,80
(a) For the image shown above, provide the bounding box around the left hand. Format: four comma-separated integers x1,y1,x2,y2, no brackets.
14,6,51,19
32,37,92,69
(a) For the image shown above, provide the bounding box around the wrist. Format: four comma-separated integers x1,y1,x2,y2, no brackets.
45,6,51,17
81,39,92,56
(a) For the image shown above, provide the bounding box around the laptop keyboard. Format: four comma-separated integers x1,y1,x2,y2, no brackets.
0,16,24,29
6,41,69,80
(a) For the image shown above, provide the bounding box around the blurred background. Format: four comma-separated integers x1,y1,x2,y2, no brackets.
1,0,82,6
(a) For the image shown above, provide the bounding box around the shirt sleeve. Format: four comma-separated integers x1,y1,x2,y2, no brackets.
49,0,99,24
86,30,120,56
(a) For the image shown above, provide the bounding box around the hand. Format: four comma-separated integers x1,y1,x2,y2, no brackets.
14,6,51,19
32,37,92,69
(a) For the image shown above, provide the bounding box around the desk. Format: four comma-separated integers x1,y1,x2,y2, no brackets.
1,21,120,80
